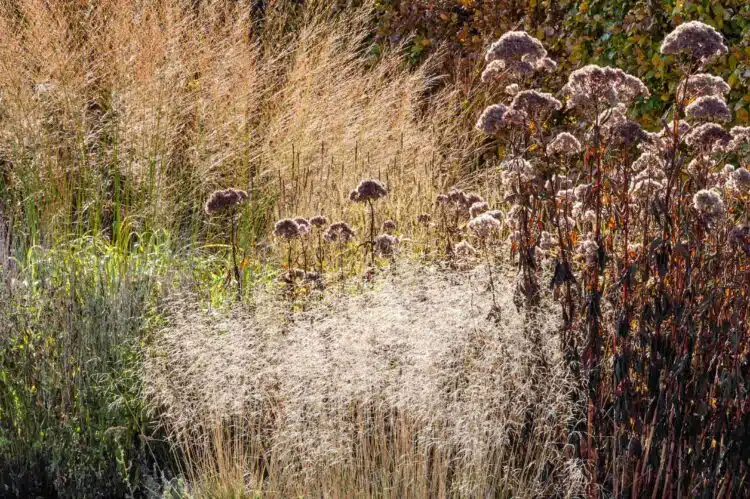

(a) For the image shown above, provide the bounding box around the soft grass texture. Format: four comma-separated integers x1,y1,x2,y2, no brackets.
146,263,586,498
0,0,474,248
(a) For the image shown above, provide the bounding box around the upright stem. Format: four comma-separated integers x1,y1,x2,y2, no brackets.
231,208,241,297
368,199,375,265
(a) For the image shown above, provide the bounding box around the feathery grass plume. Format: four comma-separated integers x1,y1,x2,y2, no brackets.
684,122,731,152
546,132,582,156
373,234,397,257
469,201,489,218
685,95,732,122
310,215,328,228
382,220,397,233
677,73,731,100
475,103,508,135
728,126,750,151
692,188,725,219
509,90,562,122
727,167,750,194
204,188,249,215
660,20,728,63
484,30,547,65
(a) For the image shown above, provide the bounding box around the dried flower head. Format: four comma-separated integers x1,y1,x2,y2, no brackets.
660,21,728,63
727,167,750,194
728,126,750,152
349,189,360,202
373,234,398,257
274,218,301,239
536,57,557,72
486,210,503,221
464,193,484,207
684,122,731,152
204,188,249,215
382,220,397,233
295,217,311,235
605,119,648,148
475,104,509,135
659,119,692,138
416,213,431,225
505,83,520,96
547,132,582,156
538,231,555,251
577,234,599,268
484,31,547,65
677,73,730,100
455,240,478,257
564,65,649,111
510,90,562,122
468,212,502,239
469,201,489,218
353,179,387,202
685,95,732,122
630,179,664,202
692,188,725,219
324,221,356,243
310,215,328,228
546,174,573,192
728,224,750,256
436,194,449,205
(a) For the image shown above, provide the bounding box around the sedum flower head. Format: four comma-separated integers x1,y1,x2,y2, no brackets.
660,21,728,63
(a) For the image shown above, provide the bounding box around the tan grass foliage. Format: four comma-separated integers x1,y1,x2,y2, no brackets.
0,0,473,237
145,264,586,497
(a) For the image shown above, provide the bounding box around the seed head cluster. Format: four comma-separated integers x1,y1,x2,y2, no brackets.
660,20,728,62
685,95,732,122
204,188,249,215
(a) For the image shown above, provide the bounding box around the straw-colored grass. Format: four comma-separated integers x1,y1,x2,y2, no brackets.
146,263,586,497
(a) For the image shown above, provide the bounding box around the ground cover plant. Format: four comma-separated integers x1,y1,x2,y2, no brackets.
0,0,749,497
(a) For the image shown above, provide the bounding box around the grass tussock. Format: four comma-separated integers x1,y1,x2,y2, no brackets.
146,264,586,497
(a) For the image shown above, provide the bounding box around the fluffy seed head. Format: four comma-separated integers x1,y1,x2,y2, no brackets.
475,104,508,135
382,220,397,233
324,221,356,243
416,213,431,225
536,57,557,72
564,65,649,111
684,123,731,152
454,240,477,257
353,179,387,202
310,215,328,228
728,126,750,151
677,73,730,100
577,235,599,268
727,167,750,194
547,132,582,156
692,189,725,218
484,31,547,64
295,217,311,235
510,90,562,122
469,201,489,218
274,218,301,239
505,83,520,96
685,95,732,122
204,188,249,215
468,213,502,239
660,21,728,62
373,234,398,257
